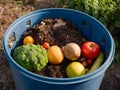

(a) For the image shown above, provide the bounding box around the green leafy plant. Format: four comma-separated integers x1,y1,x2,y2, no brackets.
60,0,120,29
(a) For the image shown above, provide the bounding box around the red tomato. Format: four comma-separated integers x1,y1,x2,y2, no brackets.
81,41,100,60
43,42,49,49
86,59,92,65
81,61,87,67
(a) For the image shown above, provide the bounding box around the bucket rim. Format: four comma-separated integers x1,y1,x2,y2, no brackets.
2,8,115,84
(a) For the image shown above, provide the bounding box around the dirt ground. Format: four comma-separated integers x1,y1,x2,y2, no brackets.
0,1,120,90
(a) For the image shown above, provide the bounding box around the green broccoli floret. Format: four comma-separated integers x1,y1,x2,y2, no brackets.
13,44,48,71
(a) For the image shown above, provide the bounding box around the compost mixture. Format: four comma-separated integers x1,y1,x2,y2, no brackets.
22,18,85,78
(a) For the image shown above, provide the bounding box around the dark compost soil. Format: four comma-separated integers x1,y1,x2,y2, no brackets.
0,1,120,90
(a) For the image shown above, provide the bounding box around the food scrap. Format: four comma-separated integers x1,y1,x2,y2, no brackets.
13,18,104,78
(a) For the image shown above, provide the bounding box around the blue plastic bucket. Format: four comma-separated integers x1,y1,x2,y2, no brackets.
2,8,115,90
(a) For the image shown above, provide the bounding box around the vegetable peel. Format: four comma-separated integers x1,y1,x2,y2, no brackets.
87,52,104,74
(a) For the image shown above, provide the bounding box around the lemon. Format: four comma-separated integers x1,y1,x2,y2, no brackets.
66,62,85,78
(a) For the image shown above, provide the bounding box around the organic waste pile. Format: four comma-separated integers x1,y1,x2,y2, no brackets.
13,18,104,78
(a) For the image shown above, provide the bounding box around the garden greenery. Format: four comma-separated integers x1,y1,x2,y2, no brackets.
59,0,120,30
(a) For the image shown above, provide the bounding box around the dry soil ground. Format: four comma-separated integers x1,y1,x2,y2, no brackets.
0,1,120,90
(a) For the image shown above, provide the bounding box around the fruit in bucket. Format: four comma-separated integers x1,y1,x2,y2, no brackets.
47,45,64,64
42,42,50,49
23,36,34,44
81,41,100,60
66,62,86,78
62,43,81,60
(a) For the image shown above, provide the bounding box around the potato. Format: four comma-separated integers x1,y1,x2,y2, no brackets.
63,43,81,60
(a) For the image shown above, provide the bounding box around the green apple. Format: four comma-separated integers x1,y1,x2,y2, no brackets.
66,62,86,78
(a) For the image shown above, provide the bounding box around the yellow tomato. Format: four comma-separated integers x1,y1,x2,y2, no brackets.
23,36,34,45
47,45,64,64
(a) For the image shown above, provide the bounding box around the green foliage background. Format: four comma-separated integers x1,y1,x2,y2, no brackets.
59,0,120,62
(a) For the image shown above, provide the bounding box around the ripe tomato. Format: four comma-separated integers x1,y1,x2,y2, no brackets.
43,42,49,49
81,41,100,60
86,59,92,65
23,36,34,45
47,45,64,64
81,61,87,67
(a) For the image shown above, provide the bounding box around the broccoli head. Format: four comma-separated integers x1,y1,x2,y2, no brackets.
13,44,48,71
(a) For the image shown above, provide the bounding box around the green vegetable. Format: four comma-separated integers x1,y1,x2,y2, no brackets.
87,52,104,74
13,44,48,71
58,0,118,29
